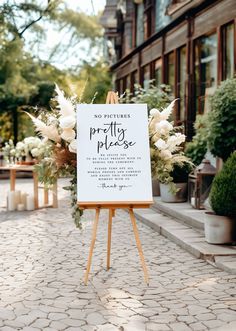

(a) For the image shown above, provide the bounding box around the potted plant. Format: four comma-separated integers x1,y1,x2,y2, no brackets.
149,99,193,202
159,161,193,202
204,152,236,244
121,83,173,196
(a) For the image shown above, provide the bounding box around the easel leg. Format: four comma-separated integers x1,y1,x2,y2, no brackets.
84,208,100,285
129,208,149,285
107,209,113,270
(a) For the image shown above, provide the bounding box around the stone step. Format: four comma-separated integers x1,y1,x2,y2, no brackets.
134,208,236,274
151,197,205,230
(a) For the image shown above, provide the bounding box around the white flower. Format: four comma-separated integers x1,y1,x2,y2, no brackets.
150,108,160,116
16,142,25,150
24,136,41,149
155,120,173,135
154,138,166,150
61,129,76,142
160,149,172,160
167,133,186,152
59,116,76,129
10,148,16,156
174,132,186,145
31,148,40,158
69,139,77,153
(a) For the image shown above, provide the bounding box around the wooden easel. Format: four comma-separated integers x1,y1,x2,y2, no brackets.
80,91,153,285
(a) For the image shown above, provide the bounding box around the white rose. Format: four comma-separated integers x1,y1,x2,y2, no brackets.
16,141,24,149
150,108,160,116
31,148,40,157
61,129,76,142
154,138,166,150
69,139,77,153
160,149,172,160
59,115,76,129
155,120,173,135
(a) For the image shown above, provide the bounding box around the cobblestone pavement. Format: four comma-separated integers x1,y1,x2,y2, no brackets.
0,179,236,331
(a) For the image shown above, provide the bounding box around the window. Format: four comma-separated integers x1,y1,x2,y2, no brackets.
155,0,171,32
115,80,121,96
131,71,139,93
136,3,144,46
122,76,127,93
154,59,162,86
195,33,217,114
166,52,175,93
222,23,234,80
144,0,154,39
177,46,187,122
143,65,151,90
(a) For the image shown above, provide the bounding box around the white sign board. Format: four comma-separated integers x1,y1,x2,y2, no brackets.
77,104,153,204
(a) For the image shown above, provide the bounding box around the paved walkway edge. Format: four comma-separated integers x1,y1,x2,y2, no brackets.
134,208,236,275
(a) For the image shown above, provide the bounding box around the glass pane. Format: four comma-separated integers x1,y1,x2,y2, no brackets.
195,33,217,114
126,75,130,90
225,24,234,79
155,0,171,32
167,52,175,93
179,46,186,121
155,59,162,86
143,65,150,90
133,71,138,85
136,4,144,46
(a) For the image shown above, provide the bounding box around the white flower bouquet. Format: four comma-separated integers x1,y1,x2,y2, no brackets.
149,100,193,193
26,84,88,227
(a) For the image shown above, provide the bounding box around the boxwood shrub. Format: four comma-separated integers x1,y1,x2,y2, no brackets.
209,152,236,218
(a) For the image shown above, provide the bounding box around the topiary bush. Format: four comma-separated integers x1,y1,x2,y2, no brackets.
209,152,236,218
207,78,236,161
185,114,208,165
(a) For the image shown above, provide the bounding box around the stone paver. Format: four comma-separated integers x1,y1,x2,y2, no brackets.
0,178,236,330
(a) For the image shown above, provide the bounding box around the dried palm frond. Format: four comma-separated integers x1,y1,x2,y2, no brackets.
26,112,61,143
55,84,75,117
160,99,178,120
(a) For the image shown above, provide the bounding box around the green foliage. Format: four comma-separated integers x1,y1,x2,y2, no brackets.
0,111,13,142
120,83,173,111
185,114,208,165
0,0,107,143
63,172,83,229
76,61,112,104
170,162,193,183
209,152,236,218
207,78,236,161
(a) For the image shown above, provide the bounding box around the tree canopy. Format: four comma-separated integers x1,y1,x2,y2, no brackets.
0,0,110,143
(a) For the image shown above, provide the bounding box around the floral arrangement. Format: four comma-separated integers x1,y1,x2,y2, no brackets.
26,84,83,227
2,136,43,163
149,99,193,193
2,139,15,163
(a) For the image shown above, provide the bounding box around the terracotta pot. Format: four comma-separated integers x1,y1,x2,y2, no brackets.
204,212,236,244
160,182,187,203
